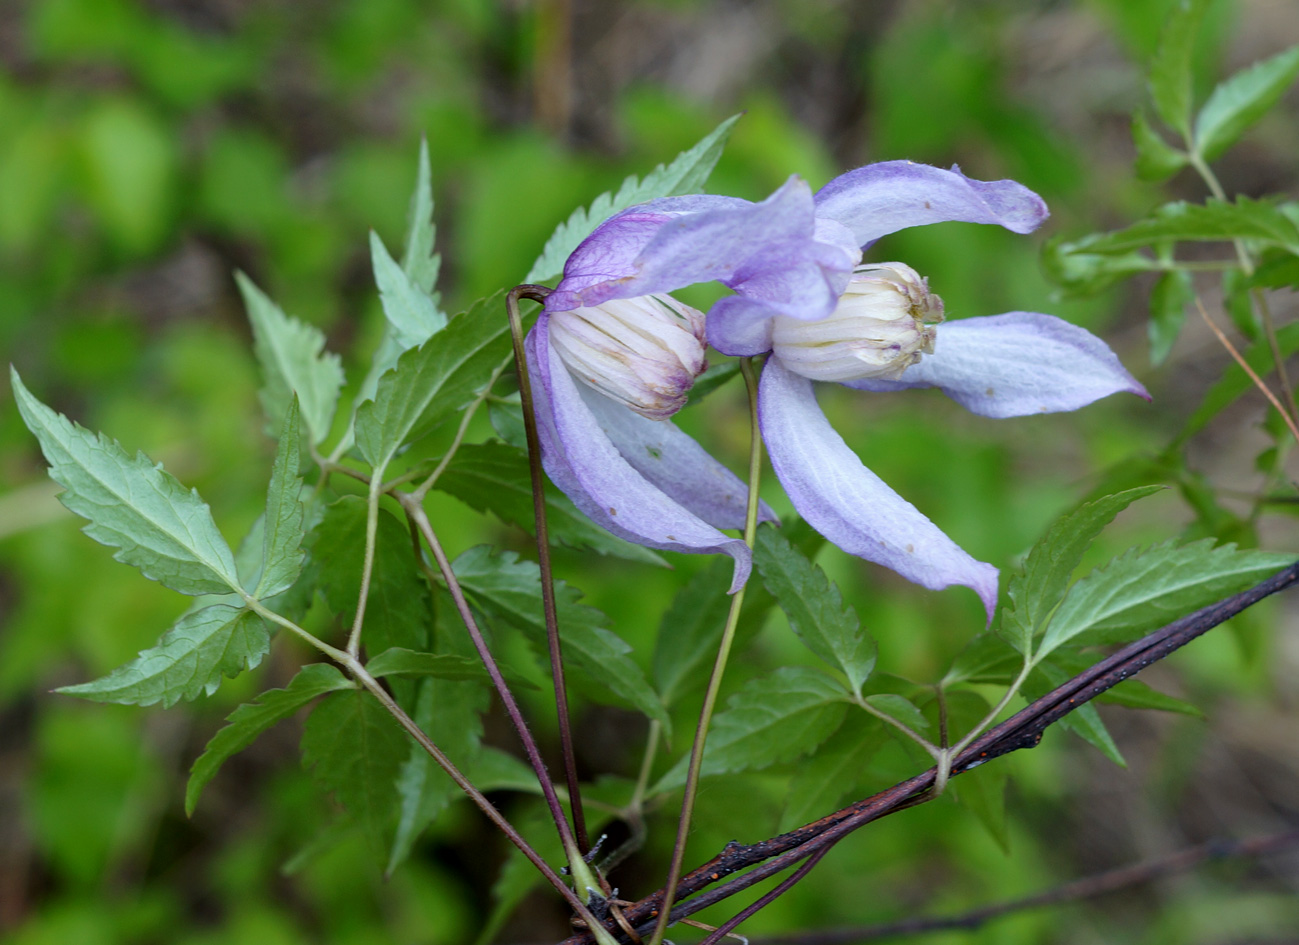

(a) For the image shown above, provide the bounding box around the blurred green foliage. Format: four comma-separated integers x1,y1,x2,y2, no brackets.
3,0,1297,943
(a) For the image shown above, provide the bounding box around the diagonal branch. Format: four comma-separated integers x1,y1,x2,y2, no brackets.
555,559,1299,945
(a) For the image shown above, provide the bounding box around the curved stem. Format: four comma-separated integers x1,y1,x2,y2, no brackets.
648,356,766,945
346,470,385,658
1188,151,1299,431
240,599,595,922
506,284,589,851
396,491,598,896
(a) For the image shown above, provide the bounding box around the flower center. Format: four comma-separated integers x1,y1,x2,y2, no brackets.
770,263,944,383
548,295,709,420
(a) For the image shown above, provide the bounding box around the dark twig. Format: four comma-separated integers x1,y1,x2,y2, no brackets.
743,831,1299,945
555,560,1299,944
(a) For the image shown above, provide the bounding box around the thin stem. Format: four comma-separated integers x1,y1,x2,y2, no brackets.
948,657,1034,759
1198,299,1299,445
1189,151,1299,428
506,284,589,851
396,492,595,893
648,356,766,945
413,356,512,500
598,720,663,876
239,599,596,922
852,695,941,761
700,847,832,945
346,471,386,658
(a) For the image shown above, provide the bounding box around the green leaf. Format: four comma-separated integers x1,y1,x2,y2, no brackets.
524,114,740,283
11,368,240,595
1180,320,1299,442
355,292,510,469
953,761,1009,852
779,715,887,831
1148,268,1194,366
1072,198,1299,256
864,693,931,737
685,360,742,408
57,603,269,708
434,442,667,566
388,667,487,873
301,689,410,858
1004,486,1164,654
366,647,537,689
652,558,736,708
370,230,446,350
1027,662,1125,766
754,525,876,695
1195,45,1299,162
653,667,847,793
1148,0,1209,138
255,397,305,598
236,272,344,446
452,546,670,730
1132,109,1189,181
1096,677,1204,717
942,632,1023,687
310,496,431,657
1222,267,1261,341
186,663,354,815
1041,236,1161,295
401,137,441,297
1039,540,1297,658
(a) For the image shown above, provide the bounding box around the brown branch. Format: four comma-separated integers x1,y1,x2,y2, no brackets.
743,831,1299,945
558,560,1299,945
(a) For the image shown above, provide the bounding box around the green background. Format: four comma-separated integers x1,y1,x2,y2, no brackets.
2,0,1298,942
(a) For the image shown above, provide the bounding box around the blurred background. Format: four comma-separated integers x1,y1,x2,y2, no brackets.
2,0,1298,942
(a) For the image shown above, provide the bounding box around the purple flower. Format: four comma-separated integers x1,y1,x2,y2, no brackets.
527,162,1148,611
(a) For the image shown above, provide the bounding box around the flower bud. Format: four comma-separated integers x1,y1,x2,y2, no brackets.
771,263,944,383
548,295,709,420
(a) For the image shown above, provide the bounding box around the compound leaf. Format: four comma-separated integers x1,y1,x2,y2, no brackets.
186,663,353,815
1195,45,1299,162
525,114,740,283
58,603,269,708
12,368,240,596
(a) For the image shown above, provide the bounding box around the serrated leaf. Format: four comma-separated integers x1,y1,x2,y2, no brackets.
355,292,510,469
371,230,446,350
1096,677,1204,717
652,558,736,707
1148,0,1209,138
942,632,1024,686
524,114,740,283
1004,486,1164,654
1039,540,1297,658
779,714,888,831
754,525,876,695
386,588,490,874
953,761,1010,852
236,272,344,446
388,670,487,873
451,546,670,731
1041,235,1161,295
401,137,441,296
186,663,353,815
58,603,269,708
653,667,847,794
310,496,431,657
1132,109,1190,181
1195,45,1299,162
1249,250,1299,291
255,397,305,598
366,647,537,689
434,441,667,566
1072,198,1299,256
12,369,240,595
1149,268,1194,365
864,693,931,737
302,688,410,857
1027,662,1125,766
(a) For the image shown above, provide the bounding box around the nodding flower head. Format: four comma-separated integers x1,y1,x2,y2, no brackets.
547,295,708,421
771,263,944,383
